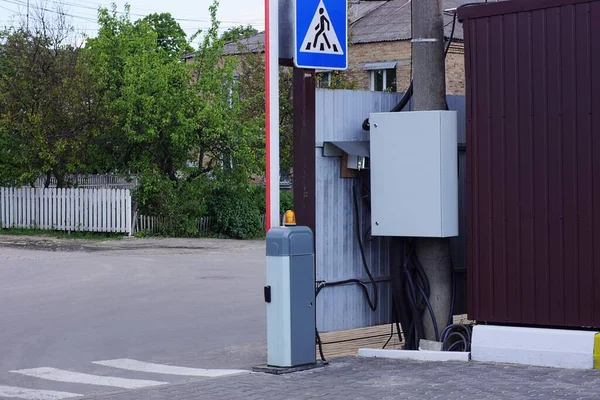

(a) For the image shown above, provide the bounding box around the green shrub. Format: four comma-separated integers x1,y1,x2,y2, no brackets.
247,185,293,216
135,173,209,237
280,190,293,213
208,184,263,239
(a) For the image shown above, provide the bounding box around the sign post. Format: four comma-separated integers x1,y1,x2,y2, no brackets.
265,0,280,231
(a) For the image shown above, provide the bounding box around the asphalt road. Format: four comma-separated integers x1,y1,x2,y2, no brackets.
0,236,266,398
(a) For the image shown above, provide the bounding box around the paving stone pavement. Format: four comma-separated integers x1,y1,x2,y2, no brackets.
82,357,600,400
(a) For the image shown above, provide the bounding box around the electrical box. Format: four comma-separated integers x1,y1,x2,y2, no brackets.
369,111,458,238
265,227,315,367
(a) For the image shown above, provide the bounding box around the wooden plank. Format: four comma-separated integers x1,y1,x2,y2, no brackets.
0,188,4,228
1,188,5,228
94,189,99,232
25,187,29,228
73,188,78,231
317,315,473,359
61,188,65,230
102,189,107,232
28,187,33,228
116,190,121,233
108,189,113,232
41,188,45,229
126,190,131,236
52,188,57,229
87,188,91,231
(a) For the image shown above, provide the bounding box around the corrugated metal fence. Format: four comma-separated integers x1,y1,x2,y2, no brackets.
315,89,467,332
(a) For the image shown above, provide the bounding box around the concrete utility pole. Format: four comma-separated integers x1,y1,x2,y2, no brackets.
411,0,453,342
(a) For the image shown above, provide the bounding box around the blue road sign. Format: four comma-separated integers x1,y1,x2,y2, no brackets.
294,0,348,70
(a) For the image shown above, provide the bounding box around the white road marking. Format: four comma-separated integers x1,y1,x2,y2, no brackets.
0,385,81,400
92,359,248,378
10,367,167,389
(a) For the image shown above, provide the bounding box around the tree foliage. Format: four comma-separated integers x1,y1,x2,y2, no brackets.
0,0,354,236
138,13,194,57
220,25,258,44
85,5,197,180
0,10,102,187
188,1,264,184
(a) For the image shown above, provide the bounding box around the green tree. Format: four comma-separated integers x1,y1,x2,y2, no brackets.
85,5,197,180
220,25,258,43
0,11,103,187
188,1,263,184
137,13,193,57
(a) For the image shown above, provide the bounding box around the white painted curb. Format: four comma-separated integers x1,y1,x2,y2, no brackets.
471,325,598,369
358,348,470,362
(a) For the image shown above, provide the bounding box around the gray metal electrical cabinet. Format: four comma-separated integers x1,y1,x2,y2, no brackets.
369,110,458,238
265,227,316,367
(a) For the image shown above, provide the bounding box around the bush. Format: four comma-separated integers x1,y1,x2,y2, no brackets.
208,184,262,239
135,173,209,237
247,185,293,216
280,190,293,213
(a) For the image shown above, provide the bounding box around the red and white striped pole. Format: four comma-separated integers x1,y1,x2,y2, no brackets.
265,0,280,231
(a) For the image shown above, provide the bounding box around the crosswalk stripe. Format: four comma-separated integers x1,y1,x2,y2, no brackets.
10,367,167,389
0,385,81,400
92,359,248,378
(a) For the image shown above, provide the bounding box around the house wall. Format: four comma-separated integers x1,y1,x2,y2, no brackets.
191,38,467,95
347,40,466,95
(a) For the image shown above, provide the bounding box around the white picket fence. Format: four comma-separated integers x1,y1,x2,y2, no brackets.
135,214,267,235
0,187,132,235
33,174,138,189
135,215,214,235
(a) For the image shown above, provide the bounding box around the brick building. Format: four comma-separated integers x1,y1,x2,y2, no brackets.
186,0,468,95
341,0,466,94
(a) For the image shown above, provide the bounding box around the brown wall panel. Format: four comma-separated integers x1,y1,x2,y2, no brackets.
459,0,600,328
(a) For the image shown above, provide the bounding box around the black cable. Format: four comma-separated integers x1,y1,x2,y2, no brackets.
382,298,404,349
440,324,473,352
393,299,403,344
362,11,458,131
316,279,377,311
414,278,440,341
447,341,465,352
315,327,328,364
314,277,378,362
444,12,458,56
382,323,394,349
448,265,456,327
401,242,425,348
443,332,468,350
352,184,378,312
313,185,380,362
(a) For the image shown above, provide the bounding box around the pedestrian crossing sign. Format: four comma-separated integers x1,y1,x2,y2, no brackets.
295,0,348,70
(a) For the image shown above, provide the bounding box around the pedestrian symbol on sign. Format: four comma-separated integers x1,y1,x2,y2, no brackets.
300,0,344,55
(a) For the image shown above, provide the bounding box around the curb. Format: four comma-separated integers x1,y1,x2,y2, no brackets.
471,325,600,370
358,348,470,362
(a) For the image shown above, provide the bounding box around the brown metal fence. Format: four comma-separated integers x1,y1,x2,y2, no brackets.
459,0,600,328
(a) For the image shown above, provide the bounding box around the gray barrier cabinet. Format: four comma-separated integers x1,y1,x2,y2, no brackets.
265,226,316,367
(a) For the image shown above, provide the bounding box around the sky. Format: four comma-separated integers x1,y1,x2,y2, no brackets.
0,0,265,45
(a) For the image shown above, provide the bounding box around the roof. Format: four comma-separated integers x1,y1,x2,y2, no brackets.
184,0,478,58
349,0,388,23
350,0,473,44
222,33,265,55
457,0,592,20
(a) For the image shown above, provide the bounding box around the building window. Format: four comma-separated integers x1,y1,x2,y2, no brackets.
364,61,399,92
316,71,332,88
370,68,397,92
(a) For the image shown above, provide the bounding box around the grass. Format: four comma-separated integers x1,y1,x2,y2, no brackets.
0,228,125,240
